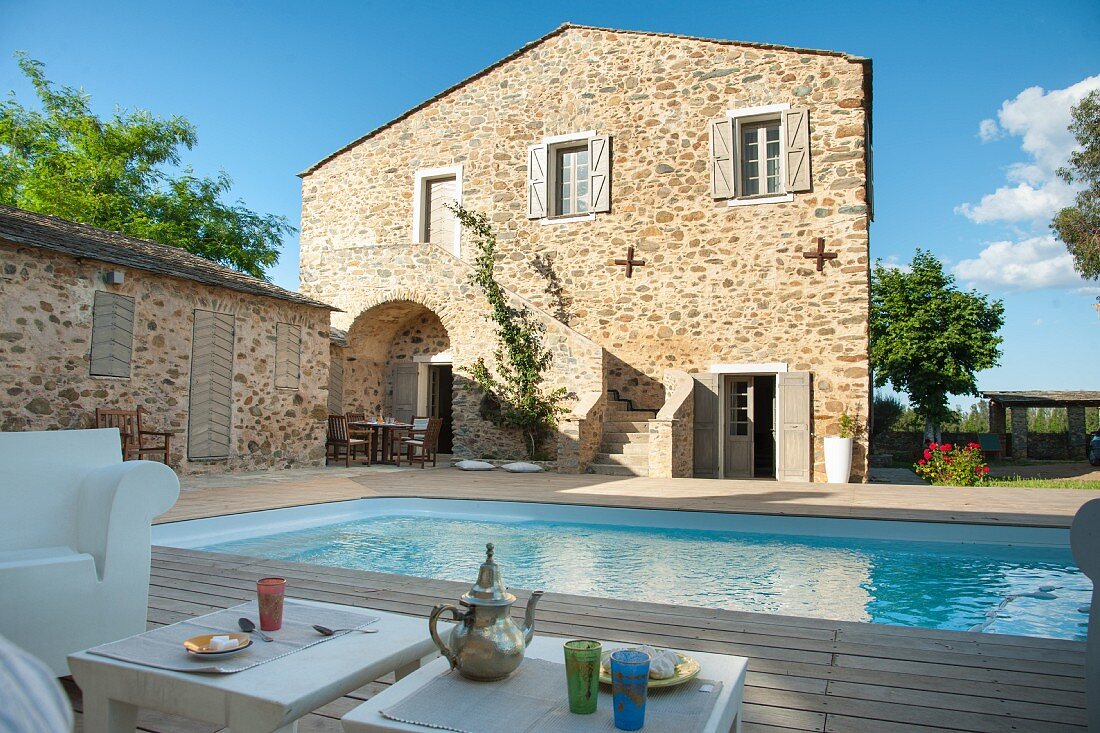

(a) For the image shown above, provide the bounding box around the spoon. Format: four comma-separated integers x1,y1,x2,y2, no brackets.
313,624,380,636
238,617,274,642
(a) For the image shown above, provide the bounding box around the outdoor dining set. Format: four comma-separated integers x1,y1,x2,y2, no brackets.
326,414,443,468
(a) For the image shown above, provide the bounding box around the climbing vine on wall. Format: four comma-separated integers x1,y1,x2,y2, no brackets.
449,204,571,459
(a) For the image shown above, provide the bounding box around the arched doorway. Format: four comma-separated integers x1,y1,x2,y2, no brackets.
343,300,453,454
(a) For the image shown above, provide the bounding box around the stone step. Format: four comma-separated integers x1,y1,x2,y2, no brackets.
598,441,649,457
601,431,650,446
604,408,657,421
602,420,651,433
586,462,645,477
595,452,651,470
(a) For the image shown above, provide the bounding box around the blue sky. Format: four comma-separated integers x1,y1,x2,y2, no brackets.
2,0,1098,400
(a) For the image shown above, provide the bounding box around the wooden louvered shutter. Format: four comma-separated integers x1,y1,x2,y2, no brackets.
784,108,812,192
527,144,548,219
692,373,720,478
328,352,344,415
392,363,419,423
188,310,235,460
274,322,302,389
777,371,812,482
89,291,135,378
588,135,611,213
709,118,734,199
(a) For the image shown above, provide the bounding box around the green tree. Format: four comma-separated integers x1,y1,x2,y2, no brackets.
1051,89,1100,280
450,204,571,459
870,250,1005,440
0,53,290,278
871,392,906,437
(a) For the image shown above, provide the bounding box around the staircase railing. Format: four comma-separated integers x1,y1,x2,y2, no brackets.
648,369,695,478
558,389,607,474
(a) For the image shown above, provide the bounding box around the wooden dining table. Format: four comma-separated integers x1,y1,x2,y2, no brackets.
349,421,414,464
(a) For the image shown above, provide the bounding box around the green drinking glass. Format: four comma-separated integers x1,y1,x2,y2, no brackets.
563,640,603,714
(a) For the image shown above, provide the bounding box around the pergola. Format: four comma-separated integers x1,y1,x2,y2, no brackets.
983,390,1100,459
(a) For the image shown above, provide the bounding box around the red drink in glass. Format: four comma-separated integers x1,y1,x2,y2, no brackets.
257,577,286,631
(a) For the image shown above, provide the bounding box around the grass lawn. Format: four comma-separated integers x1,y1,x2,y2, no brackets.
986,477,1100,490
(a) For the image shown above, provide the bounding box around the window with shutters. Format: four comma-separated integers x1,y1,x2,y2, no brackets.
274,322,301,390
412,165,462,256
188,309,235,460
710,103,811,206
527,131,611,223
89,291,135,378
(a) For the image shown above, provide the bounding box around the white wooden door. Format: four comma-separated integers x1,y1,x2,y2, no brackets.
777,372,812,482
724,376,754,478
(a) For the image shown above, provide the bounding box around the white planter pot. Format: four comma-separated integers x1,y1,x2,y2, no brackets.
824,437,853,484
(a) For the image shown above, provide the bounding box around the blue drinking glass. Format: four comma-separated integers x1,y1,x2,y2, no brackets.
610,649,651,731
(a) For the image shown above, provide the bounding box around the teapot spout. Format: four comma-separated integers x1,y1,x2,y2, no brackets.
522,590,545,645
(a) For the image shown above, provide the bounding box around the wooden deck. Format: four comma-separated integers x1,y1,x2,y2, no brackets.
65,467,1091,732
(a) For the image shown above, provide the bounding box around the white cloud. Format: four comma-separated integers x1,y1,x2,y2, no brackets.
958,75,1100,225
978,118,1002,143
952,235,1085,292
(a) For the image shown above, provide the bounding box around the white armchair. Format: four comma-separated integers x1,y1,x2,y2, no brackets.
0,428,179,675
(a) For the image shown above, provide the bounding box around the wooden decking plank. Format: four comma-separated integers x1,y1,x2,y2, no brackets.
834,653,1083,691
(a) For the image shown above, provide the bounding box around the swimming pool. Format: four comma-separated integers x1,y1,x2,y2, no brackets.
153,498,1090,640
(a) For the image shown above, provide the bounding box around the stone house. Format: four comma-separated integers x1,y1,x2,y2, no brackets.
0,205,335,475
299,24,873,481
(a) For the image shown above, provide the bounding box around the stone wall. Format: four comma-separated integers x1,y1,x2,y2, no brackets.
0,243,331,474
299,27,871,480
648,369,695,478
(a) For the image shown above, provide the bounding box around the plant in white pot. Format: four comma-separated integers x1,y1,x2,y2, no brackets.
825,409,865,484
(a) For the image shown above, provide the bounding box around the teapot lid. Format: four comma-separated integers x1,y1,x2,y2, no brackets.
461,543,516,607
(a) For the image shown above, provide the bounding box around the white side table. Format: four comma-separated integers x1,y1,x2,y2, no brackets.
69,600,439,733
342,635,748,733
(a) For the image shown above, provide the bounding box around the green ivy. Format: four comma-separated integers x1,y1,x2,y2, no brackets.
449,204,571,459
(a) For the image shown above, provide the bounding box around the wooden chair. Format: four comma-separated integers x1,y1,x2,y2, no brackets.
390,416,429,455
94,407,173,464
396,417,442,468
327,415,371,467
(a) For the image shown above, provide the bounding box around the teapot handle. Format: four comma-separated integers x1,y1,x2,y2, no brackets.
429,603,463,669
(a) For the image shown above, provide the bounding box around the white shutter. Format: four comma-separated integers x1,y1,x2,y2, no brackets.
89,291,135,378
392,363,419,423
274,322,301,390
526,144,548,219
426,176,457,245
784,108,812,192
709,118,734,199
777,372,812,482
692,373,720,478
188,310,235,460
588,135,611,213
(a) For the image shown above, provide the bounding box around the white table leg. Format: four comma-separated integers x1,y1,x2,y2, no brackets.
82,693,138,733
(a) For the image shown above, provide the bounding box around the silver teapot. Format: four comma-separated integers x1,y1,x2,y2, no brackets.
428,543,544,681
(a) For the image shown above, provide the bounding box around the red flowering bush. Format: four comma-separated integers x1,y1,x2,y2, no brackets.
914,442,991,486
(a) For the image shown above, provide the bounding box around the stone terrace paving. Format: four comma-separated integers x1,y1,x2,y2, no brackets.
61,467,1098,733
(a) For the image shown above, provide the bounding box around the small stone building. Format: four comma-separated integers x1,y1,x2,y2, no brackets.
299,24,873,481
0,205,335,475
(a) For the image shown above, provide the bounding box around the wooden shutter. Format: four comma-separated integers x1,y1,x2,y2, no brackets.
527,144,548,219
784,108,812,192
328,352,344,415
692,373,720,478
188,310,235,460
89,291,135,378
274,322,301,389
709,118,734,199
392,363,419,423
426,176,457,245
588,135,611,213
777,372,812,482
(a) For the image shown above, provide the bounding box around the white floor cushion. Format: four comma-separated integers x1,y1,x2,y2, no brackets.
455,460,495,471
501,462,543,473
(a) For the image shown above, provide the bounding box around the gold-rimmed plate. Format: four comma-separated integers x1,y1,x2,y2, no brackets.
599,650,701,688
183,633,253,656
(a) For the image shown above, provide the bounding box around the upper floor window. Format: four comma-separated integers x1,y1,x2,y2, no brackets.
412,165,463,256
710,104,811,206
527,132,610,223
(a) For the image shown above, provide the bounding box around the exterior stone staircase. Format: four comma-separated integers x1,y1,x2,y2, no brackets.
587,390,657,476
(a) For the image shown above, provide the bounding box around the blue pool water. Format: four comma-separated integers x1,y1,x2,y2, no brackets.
201,512,1090,640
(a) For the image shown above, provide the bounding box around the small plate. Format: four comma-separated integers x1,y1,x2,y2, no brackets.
183,633,253,656
599,649,701,688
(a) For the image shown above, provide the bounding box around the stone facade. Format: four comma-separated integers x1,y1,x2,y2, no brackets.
299,25,872,480
0,242,331,474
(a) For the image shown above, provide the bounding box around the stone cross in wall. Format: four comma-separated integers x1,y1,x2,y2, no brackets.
801,237,837,272
614,246,646,278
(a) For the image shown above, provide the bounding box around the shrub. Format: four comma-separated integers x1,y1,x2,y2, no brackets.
914,442,991,486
